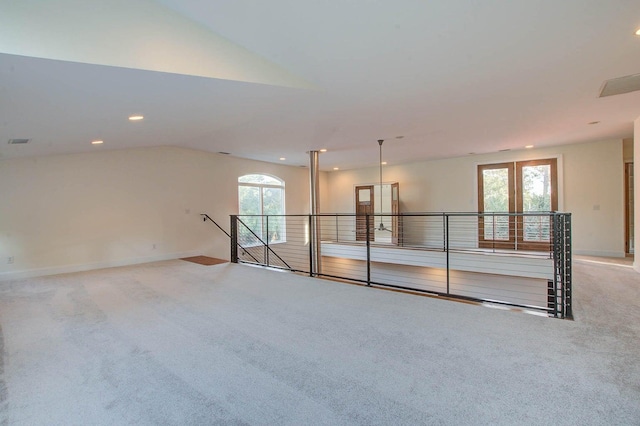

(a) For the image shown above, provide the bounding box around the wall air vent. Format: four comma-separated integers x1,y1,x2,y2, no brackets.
599,73,640,97
8,138,30,144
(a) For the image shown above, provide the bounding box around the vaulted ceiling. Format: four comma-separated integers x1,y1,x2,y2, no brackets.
1,0,639,170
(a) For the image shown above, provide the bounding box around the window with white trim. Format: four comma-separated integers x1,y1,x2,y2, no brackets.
238,174,285,243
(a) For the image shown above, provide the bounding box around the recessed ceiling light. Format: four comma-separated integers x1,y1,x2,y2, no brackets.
381,161,387,165
320,148,328,153
588,121,600,125
128,115,144,121
279,157,286,161
333,167,340,170
635,28,640,36
525,145,534,149
91,140,104,145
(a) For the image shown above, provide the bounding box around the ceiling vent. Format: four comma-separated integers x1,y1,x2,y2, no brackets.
599,73,640,97
8,138,30,144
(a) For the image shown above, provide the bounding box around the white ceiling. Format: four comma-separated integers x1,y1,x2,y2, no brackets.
1,0,639,170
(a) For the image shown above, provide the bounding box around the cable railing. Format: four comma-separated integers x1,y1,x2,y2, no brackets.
201,213,263,264
228,212,572,319
231,215,299,272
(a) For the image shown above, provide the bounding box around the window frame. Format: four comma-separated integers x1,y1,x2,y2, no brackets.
477,158,558,251
515,158,558,251
477,162,515,249
238,174,286,245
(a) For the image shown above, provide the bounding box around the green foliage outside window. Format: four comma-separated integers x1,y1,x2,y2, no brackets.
238,174,285,244
482,165,552,241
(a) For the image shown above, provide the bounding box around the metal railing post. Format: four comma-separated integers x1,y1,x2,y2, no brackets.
230,215,238,263
445,213,450,295
366,214,371,286
552,214,560,317
225,211,571,319
442,213,446,251
265,216,270,267
492,213,496,252
564,214,573,319
507,212,526,250
549,213,554,259
309,214,314,276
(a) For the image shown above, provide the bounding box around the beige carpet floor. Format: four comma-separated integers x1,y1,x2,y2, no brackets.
0,256,638,425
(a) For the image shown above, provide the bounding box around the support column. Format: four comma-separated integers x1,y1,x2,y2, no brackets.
634,117,640,273
309,150,322,275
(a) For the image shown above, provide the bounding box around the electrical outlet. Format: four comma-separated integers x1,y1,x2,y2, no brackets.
7,256,14,264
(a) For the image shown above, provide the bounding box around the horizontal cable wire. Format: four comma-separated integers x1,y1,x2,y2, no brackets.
229,212,571,317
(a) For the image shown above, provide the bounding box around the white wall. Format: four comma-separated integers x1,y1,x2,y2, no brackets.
325,139,625,257
635,117,640,272
0,146,310,280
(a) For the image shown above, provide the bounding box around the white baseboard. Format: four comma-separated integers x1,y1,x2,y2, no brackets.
573,250,626,258
0,250,201,281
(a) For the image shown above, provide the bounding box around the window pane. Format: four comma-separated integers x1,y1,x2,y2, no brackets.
522,165,551,212
262,187,283,215
239,186,261,215
237,174,285,244
483,168,510,240
239,174,282,185
238,186,262,243
522,165,551,241
358,188,370,203
483,168,509,212
265,215,285,243
263,187,284,242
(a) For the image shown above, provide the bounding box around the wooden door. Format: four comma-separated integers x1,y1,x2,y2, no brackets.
478,162,515,249
355,185,374,242
625,162,634,254
391,183,400,245
515,159,557,251
478,159,557,251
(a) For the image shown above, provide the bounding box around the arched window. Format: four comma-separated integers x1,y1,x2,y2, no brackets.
238,174,285,243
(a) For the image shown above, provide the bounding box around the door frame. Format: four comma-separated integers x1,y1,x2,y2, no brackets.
478,162,515,249
478,158,558,251
355,185,374,242
625,162,634,254
515,158,558,251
